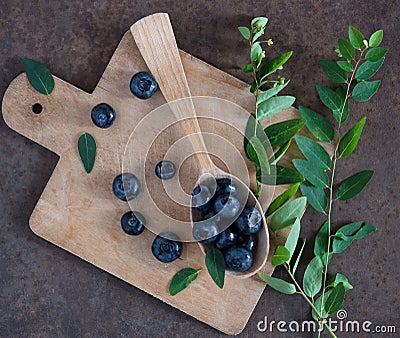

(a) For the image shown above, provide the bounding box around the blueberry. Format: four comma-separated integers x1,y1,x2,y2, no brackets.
155,160,176,180
214,195,241,219
201,209,220,224
130,72,158,99
238,234,257,252
112,173,140,201
215,178,238,197
234,206,262,235
192,220,219,244
121,211,145,235
151,232,183,263
215,227,238,250
91,103,116,128
192,185,212,210
225,247,253,272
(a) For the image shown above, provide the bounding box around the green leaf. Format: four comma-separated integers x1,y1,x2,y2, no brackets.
271,246,291,266
259,165,305,185
252,30,264,43
270,139,291,165
328,273,353,291
78,133,97,174
369,29,383,47
257,96,296,120
285,218,301,261
242,63,253,73
251,42,262,62
295,136,331,170
348,25,365,50
264,119,305,147
292,159,329,188
169,268,199,296
313,289,332,320
356,57,385,81
251,17,268,27
324,283,345,315
365,47,387,62
205,248,225,288
238,26,251,40
22,58,55,95
292,238,306,274
337,170,374,200
270,197,307,232
319,60,348,83
246,135,271,174
300,181,327,213
314,221,329,258
303,256,323,298
266,183,300,217
336,60,354,72
338,38,355,60
256,81,290,104
352,80,381,102
258,51,293,79
333,222,376,253
333,86,349,123
316,84,341,111
259,273,296,295
338,117,366,157
298,106,334,142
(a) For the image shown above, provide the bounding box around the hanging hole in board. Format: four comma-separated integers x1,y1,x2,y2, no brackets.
32,103,43,114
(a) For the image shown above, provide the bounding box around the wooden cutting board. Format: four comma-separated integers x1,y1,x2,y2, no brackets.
2,25,307,334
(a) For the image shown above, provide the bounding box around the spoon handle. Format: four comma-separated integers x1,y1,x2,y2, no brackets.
131,13,213,169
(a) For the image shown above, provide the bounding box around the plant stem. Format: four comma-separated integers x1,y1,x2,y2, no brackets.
284,264,323,319
319,46,367,313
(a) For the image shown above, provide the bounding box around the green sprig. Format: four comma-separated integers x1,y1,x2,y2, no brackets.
262,26,385,338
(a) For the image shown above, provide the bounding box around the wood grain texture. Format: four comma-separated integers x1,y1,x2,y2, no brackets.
1,25,330,334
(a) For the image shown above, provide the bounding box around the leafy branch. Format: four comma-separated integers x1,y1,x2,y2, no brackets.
261,25,385,337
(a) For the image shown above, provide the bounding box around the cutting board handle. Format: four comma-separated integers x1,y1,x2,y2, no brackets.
130,13,214,170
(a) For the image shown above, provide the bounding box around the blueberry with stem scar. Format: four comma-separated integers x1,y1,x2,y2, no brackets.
152,232,182,263
91,103,116,128
120,211,145,235
112,173,140,201
225,246,253,272
130,72,158,99
155,160,176,180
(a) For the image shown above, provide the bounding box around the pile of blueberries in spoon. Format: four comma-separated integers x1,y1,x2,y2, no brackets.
191,178,263,272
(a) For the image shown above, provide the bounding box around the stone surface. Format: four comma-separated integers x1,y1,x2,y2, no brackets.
0,1,399,337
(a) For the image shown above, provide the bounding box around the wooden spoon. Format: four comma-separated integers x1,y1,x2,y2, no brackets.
130,13,269,278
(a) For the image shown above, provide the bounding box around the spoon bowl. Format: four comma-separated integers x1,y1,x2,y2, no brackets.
131,13,270,278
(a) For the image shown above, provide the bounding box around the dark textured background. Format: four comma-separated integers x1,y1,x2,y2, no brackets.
0,1,399,337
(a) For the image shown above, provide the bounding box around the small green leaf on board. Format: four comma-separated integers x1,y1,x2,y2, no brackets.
22,58,55,95
169,268,199,296
78,133,97,174
205,248,225,289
